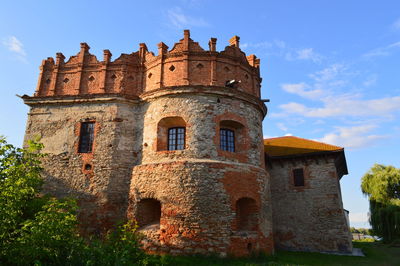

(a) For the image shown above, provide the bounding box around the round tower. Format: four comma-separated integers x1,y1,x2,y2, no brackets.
23,30,272,256
128,30,273,256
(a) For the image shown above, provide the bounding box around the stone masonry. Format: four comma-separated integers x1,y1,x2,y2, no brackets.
267,153,352,253
22,30,351,256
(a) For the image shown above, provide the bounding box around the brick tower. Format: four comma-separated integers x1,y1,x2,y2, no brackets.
22,30,273,256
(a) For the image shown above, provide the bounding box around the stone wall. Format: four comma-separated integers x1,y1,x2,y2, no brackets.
23,96,141,235
268,155,352,253
127,89,272,256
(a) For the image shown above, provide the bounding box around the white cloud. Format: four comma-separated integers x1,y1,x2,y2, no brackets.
309,64,346,82
349,212,369,224
278,62,400,120
279,95,400,118
167,7,209,29
318,125,387,149
276,122,288,131
286,48,323,63
263,135,278,139
2,36,26,56
363,41,400,58
281,82,324,100
242,40,323,63
285,48,323,63
297,48,322,62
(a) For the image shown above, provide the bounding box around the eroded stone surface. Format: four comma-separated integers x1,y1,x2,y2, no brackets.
268,156,353,253
22,30,351,257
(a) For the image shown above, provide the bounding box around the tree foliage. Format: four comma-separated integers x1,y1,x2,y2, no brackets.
0,137,45,255
0,137,149,265
361,164,400,243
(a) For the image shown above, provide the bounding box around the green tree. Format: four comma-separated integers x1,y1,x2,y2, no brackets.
0,137,44,255
361,164,400,243
0,137,149,265
0,137,85,265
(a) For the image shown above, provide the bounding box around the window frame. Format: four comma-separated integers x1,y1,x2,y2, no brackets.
220,128,235,152
78,121,95,153
293,168,305,187
167,127,186,151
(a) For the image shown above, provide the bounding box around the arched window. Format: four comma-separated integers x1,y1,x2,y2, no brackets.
157,116,186,151
168,127,185,150
219,120,244,153
136,198,161,227
236,197,258,231
220,128,235,152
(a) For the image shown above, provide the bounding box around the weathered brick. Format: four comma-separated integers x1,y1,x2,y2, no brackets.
22,30,351,257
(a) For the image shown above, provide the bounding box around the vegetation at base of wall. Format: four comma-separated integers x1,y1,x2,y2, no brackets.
349,227,374,235
0,137,148,266
157,242,399,266
361,164,400,243
353,238,376,243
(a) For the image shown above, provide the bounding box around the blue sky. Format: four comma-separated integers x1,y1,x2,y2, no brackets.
1,0,399,228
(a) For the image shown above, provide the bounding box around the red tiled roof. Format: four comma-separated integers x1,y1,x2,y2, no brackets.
264,136,343,157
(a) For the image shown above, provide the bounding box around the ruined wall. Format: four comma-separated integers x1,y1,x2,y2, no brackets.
23,97,142,234
128,89,272,256
23,30,272,256
268,156,352,253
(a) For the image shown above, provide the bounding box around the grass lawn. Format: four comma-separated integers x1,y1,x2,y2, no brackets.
156,242,400,265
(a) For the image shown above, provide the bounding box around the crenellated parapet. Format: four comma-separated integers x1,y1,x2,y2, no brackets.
34,30,262,99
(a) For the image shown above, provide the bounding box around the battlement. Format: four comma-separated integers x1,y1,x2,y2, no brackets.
34,30,262,98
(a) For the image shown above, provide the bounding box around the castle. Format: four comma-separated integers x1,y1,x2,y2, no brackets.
21,30,352,256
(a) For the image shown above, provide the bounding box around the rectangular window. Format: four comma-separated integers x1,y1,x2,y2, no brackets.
220,128,235,152
168,127,185,150
78,122,95,153
293,168,305,187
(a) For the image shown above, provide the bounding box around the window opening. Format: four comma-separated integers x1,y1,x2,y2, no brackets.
168,127,185,150
293,168,305,187
220,128,235,152
137,198,161,227
236,197,258,231
78,122,95,153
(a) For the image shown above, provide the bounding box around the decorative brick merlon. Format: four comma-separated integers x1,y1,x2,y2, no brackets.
183,29,190,50
229,36,240,48
209,38,217,52
56,53,65,65
157,42,169,55
80,42,90,53
103,50,112,63
32,30,262,98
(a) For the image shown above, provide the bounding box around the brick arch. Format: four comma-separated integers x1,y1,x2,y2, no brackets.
214,113,249,162
157,116,187,151
236,197,258,231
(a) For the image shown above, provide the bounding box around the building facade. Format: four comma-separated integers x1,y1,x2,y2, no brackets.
22,30,351,256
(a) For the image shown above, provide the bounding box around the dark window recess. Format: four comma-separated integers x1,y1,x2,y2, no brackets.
293,168,305,187
137,198,161,227
168,127,185,150
220,128,235,152
78,122,95,153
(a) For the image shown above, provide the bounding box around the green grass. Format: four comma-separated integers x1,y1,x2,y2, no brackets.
154,242,400,266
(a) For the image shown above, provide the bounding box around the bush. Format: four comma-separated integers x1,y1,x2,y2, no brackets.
0,137,150,265
82,221,148,266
